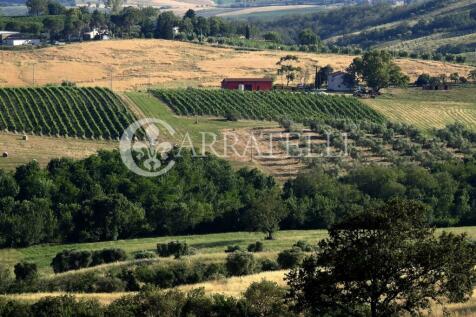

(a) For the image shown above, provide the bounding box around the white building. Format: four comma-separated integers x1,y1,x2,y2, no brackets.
327,71,354,92
4,38,41,47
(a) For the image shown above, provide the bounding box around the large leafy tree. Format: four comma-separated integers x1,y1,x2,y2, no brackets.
246,188,287,240
277,55,301,87
347,50,409,93
287,199,476,317
26,0,48,16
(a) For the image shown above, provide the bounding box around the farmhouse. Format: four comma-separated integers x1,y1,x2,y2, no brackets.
2,35,41,47
327,71,354,92
221,78,273,91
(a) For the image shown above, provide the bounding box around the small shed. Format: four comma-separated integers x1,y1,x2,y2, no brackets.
221,78,273,91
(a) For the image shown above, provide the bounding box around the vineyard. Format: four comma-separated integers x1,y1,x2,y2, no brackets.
152,89,386,123
0,87,137,139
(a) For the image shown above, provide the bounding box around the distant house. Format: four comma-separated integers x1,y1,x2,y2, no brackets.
83,29,110,41
3,36,41,47
0,31,20,42
221,78,273,91
327,71,354,92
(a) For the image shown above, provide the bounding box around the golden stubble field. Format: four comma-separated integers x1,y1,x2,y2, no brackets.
0,39,473,91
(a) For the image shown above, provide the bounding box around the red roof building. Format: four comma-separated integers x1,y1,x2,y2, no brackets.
221,78,273,91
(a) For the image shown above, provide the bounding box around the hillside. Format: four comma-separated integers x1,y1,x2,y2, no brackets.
0,87,137,139
248,0,476,55
0,39,472,90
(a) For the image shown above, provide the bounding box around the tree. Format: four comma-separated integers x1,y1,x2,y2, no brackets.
243,281,290,317
183,9,196,20
287,199,476,317
298,28,318,45
450,72,459,83
246,188,287,240
415,73,430,87
26,0,47,16
107,0,123,14
47,0,65,15
263,32,281,43
43,16,65,42
155,12,179,39
315,65,333,89
471,8,476,20
277,55,301,87
347,50,409,93
14,262,38,281
469,69,476,82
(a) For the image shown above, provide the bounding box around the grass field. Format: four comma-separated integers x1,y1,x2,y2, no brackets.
1,227,475,275
365,86,476,130
0,39,471,91
0,132,116,170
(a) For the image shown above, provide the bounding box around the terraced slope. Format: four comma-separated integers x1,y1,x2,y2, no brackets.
0,87,137,139
152,89,386,123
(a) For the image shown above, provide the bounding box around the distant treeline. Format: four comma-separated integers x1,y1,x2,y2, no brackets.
2,133,476,248
247,0,476,49
0,6,250,41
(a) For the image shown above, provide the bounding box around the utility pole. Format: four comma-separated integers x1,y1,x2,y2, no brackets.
32,63,36,86
109,68,113,90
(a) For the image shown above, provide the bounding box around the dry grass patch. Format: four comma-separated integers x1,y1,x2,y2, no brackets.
0,132,116,170
176,270,288,297
0,40,471,91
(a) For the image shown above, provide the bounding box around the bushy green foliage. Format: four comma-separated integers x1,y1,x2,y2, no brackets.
134,250,156,260
31,295,103,317
277,248,305,269
51,249,127,273
287,199,476,316
260,258,280,272
14,262,37,281
226,252,256,276
292,240,314,252
0,149,277,247
225,245,242,253
156,241,191,258
247,241,264,252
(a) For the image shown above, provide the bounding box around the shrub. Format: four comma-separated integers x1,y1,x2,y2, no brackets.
157,241,191,258
293,240,314,252
226,252,256,276
31,295,103,317
247,241,264,252
51,249,126,273
224,111,239,121
91,248,127,266
243,281,289,317
260,258,279,272
51,250,92,273
277,248,305,269
134,250,156,260
279,119,294,132
14,262,37,281
225,245,242,253
0,298,31,316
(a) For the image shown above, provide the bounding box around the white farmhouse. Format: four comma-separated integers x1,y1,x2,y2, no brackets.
327,71,354,92
4,37,41,47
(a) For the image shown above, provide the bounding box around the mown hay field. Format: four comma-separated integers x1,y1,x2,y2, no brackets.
365,86,476,131
0,39,472,91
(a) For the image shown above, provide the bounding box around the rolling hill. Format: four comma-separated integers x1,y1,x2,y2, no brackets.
247,0,476,56
0,39,472,90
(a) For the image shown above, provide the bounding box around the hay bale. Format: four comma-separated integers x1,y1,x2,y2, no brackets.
22,135,28,141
